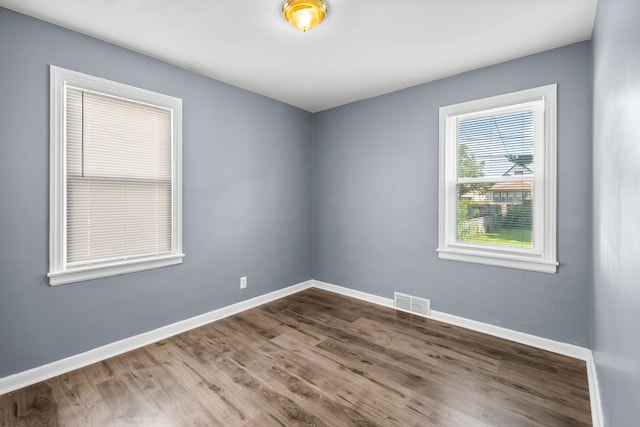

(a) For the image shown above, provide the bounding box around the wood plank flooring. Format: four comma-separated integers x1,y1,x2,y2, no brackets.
0,288,592,426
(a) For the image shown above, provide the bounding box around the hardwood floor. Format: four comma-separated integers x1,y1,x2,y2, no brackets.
0,288,592,426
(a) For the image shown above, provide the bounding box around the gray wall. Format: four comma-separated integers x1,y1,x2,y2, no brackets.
313,42,593,346
0,5,603,382
592,0,640,424
0,8,312,377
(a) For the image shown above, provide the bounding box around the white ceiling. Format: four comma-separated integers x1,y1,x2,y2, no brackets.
1,0,597,112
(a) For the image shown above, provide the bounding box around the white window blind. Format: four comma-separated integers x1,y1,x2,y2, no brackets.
65,88,173,265
438,85,557,273
49,66,183,286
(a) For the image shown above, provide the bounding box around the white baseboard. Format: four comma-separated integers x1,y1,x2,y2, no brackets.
0,278,603,427
312,280,396,309
310,279,603,427
0,280,314,395
586,351,604,427
429,310,591,361
312,280,589,358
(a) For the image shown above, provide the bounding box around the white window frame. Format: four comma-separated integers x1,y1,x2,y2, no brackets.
48,66,184,285
437,85,558,273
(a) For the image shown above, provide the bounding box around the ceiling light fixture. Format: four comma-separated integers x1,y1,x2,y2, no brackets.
282,0,327,32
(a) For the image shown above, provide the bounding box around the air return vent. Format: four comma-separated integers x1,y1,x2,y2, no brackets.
393,292,412,311
394,292,431,317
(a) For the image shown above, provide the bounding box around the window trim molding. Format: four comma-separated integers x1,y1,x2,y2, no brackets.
437,84,558,273
48,65,184,286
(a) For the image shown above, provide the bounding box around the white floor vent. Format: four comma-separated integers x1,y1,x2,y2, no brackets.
394,292,431,317
394,292,412,311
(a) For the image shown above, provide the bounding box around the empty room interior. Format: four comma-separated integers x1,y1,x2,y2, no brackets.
0,0,638,425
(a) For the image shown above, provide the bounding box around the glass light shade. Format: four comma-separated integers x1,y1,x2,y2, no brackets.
282,0,327,32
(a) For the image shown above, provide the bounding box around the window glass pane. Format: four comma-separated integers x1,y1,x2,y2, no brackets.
456,182,533,248
65,87,173,265
67,178,172,263
458,110,535,179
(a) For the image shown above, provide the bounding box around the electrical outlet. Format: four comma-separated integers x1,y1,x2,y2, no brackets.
240,276,247,289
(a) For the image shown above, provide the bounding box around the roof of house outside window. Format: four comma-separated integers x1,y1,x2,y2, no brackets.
490,182,533,192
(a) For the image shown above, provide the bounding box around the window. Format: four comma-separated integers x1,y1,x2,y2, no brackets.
48,66,183,285
438,85,557,273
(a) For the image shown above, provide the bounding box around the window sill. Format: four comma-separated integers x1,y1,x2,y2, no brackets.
48,253,185,286
437,247,557,273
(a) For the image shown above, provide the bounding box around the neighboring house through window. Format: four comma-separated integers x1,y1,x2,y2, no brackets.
438,85,557,273
48,66,183,285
